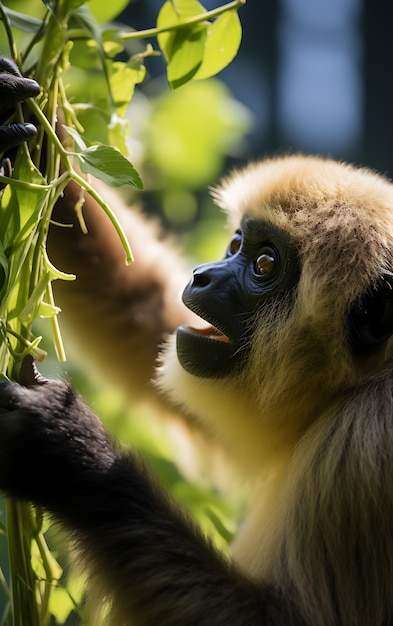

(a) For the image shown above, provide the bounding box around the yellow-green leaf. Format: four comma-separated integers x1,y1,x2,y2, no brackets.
77,145,144,189
110,61,146,118
49,586,75,625
157,0,206,61
36,301,61,318
194,10,242,80
166,24,208,89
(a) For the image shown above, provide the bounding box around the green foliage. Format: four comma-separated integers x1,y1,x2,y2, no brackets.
77,144,144,188
157,0,243,88
0,0,246,623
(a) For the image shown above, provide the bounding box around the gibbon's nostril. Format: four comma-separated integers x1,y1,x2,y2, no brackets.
192,268,211,288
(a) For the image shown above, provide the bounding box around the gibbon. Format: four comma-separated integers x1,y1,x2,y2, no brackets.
1,59,393,626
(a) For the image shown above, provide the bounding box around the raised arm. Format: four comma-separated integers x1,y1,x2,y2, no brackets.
48,178,194,399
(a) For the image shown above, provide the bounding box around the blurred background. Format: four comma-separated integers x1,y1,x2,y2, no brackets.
130,0,367,164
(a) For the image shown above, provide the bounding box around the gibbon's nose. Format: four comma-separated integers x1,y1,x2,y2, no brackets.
191,265,211,288
190,261,230,290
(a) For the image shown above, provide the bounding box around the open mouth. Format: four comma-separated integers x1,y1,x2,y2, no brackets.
183,323,231,343
176,316,237,378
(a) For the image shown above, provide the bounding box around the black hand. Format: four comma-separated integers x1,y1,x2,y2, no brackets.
0,377,118,505
0,56,40,152
0,57,40,111
0,122,38,152
0,75,40,112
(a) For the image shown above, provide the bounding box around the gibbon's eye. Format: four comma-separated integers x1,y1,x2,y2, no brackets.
254,250,276,276
227,231,242,256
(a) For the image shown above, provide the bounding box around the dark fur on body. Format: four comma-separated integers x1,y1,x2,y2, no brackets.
0,379,301,626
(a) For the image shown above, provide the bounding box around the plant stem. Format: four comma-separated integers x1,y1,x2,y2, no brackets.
121,0,246,41
71,171,134,264
0,2,18,62
27,100,71,168
6,500,40,626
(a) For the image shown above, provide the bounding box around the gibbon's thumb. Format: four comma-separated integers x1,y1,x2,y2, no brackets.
19,354,48,388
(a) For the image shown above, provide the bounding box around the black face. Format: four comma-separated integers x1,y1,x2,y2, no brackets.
176,218,300,378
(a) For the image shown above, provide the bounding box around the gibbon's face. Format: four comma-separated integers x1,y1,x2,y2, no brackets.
159,155,393,466
175,155,393,382
176,219,300,378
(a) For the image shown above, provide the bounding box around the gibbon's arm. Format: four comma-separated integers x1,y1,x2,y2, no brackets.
0,54,193,400
48,178,194,399
0,375,301,626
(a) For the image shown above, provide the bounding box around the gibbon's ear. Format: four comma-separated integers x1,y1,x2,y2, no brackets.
349,274,393,351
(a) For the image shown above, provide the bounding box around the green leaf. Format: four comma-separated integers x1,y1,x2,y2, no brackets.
0,151,46,253
102,28,125,58
18,272,53,323
194,10,242,80
1,7,44,32
157,1,242,88
49,586,75,625
166,24,208,89
107,114,130,156
76,145,144,189
157,0,206,62
35,12,66,89
88,0,131,24
36,300,61,318
204,507,234,544
109,61,145,118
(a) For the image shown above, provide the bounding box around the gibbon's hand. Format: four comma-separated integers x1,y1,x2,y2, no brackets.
0,56,40,153
0,363,119,509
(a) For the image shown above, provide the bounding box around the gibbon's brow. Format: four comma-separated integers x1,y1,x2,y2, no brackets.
240,216,293,247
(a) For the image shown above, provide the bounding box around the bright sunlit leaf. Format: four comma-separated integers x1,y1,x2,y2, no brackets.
102,28,125,57
194,10,242,80
157,0,206,59
49,586,76,625
76,145,144,189
110,61,146,117
157,1,243,88
157,0,209,87
166,24,208,88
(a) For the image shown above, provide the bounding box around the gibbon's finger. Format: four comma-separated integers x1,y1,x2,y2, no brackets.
0,57,23,77
19,355,49,388
0,157,12,190
0,122,37,152
0,157,11,177
0,74,40,111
